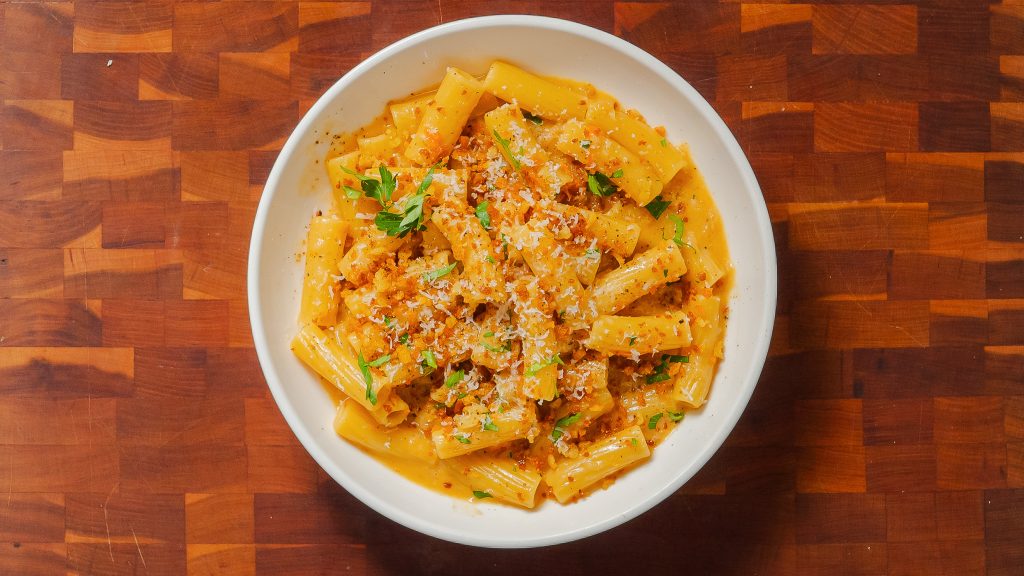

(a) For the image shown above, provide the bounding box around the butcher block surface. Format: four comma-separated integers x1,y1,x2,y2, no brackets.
0,1,1022,574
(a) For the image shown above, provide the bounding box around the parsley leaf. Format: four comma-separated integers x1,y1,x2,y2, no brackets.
660,137,668,147
668,411,686,422
526,353,564,376
445,369,464,388
645,195,671,219
423,261,458,282
628,335,638,346
551,412,582,441
342,165,397,208
482,414,499,432
343,185,362,200
522,110,543,125
455,433,471,444
666,354,689,364
587,172,618,197
580,139,591,149
475,201,491,230
356,352,378,406
398,333,410,346
420,349,437,373
669,214,685,246
492,129,521,170
373,167,434,238
485,254,496,264
473,490,492,499
648,412,664,429
611,169,624,178
367,354,390,368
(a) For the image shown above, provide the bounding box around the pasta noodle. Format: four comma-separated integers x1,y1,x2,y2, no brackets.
293,62,731,506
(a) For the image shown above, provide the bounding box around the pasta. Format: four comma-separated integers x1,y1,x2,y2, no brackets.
294,62,732,507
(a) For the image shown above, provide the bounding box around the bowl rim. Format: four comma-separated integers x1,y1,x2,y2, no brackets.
248,14,777,548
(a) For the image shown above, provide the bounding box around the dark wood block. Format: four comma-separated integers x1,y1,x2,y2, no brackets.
987,259,1024,298
119,444,248,493
936,443,1006,490
173,2,298,53
815,103,917,152
254,493,367,545
796,493,886,544
0,495,64,543
888,250,986,300
853,347,986,398
0,249,63,298
65,493,184,545
796,544,887,576
61,54,140,102
0,299,101,347
812,5,916,55
886,152,984,202
985,159,1024,203
1,100,74,151
866,444,937,492
73,101,172,149
172,100,299,151
863,398,934,446
917,2,990,55
139,53,219,101
919,102,991,152
1,51,62,100
298,2,372,53
2,2,73,53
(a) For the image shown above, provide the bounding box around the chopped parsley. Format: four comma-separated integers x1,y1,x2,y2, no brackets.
356,352,385,405
455,433,471,444
342,165,396,208
628,335,638,346
526,353,564,376
485,254,496,264
383,316,395,328
423,261,458,282
522,110,543,125
669,214,685,246
492,129,520,170
482,414,499,432
668,411,686,422
580,139,591,149
398,333,410,346
420,349,437,373
444,369,464,388
551,412,582,441
473,490,492,499
475,201,491,230
660,137,668,147
648,412,664,429
611,169,624,178
585,247,602,260
587,172,618,197
646,354,688,384
645,195,671,219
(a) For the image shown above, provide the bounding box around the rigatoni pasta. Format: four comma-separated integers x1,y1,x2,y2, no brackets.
295,62,731,507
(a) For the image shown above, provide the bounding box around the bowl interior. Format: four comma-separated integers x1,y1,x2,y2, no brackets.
249,15,776,548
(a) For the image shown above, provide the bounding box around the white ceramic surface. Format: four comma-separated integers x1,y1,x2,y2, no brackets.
248,15,776,548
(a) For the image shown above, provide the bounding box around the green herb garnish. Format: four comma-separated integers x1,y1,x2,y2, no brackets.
668,411,686,422
455,433,471,444
356,352,380,405
342,165,397,208
526,353,564,376
628,336,638,346
398,333,410,345
580,139,591,149
551,412,582,441
423,261,458,282
482,414,499,432
660,138,668,147
645,195,671,219
669,214,685,247
485,255,496,264
648,412,664,429
420,349,437,373
587,172,618,197
612,169,624,178
522,111,543,125
445,369,465,388
473,490,492,499
475,201,491,230
492,129,520,170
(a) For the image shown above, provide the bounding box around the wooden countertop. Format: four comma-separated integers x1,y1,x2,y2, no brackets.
1,1,1022,574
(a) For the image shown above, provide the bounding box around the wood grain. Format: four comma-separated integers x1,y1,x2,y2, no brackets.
0,1,1021,574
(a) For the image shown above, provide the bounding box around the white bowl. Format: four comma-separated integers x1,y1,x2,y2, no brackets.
248,15,776,548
